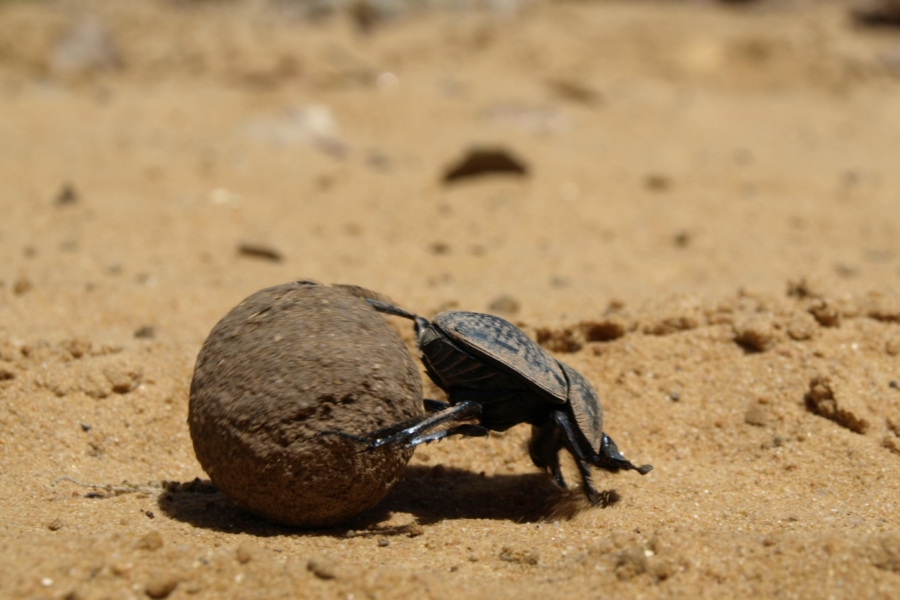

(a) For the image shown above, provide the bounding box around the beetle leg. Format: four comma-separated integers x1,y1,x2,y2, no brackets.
366,299,432,332
407,423,489,446
528,422,567,489
318,398,452,447
361,400,482,449
424,399,451,413
551,463,567,489
551,411,602,505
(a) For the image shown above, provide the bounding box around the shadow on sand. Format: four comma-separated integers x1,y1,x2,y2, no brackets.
157,465,619,537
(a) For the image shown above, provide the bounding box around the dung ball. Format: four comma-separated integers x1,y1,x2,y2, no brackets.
188,281,423,527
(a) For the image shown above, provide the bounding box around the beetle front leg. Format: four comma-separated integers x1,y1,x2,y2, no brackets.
367,400,481,448
407,423,488,446
325,400,482,450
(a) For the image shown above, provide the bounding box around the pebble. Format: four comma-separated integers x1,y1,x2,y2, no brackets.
443,148,528,183
487,294,520,317
307,556,338,580
47,518,64,531
145,575,178,599
237,242,283,262
236,541,256,564
137,531,163,551
744,403,768,427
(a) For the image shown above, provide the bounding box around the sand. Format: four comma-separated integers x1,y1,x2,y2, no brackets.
1,0,899,598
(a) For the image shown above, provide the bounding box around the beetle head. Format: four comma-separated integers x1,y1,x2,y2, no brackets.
592,433,653,475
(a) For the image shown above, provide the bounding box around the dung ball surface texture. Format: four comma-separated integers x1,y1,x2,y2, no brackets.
189,281,423,527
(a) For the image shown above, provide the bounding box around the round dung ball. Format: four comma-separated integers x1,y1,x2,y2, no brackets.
188,281,423,527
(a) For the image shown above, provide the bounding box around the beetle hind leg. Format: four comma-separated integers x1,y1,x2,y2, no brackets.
551,411,603,505
528,423,567,489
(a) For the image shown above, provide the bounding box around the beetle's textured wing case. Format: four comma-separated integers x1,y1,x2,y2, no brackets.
559,361,604,453
434,312,568,403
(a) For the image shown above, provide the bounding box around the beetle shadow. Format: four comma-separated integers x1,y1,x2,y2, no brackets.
156,467,620,537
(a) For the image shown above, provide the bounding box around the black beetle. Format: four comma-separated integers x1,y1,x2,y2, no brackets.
342,298,652,505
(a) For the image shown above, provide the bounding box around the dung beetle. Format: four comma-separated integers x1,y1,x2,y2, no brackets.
345,299,652,505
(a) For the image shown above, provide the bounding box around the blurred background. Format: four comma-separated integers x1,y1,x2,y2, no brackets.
3,4,900,597
1,0,900,341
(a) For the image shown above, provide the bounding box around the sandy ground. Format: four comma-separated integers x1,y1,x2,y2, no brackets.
2,0,900,597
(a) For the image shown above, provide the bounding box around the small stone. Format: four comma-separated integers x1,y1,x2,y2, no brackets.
808,300,840,327
145,575,178,599
104,365,142,394
13,278,32,296
134,326,156,339
443,148,528,183
429,242,450,255
487,294,520,317
498,546,539,565
733,315,778,352
869,533,900,573
644,174,671,192
307,556,337,580
804,376,869,434
615,546,649,581
236,542,255,564
237,242,283,262
47,518,64,531
744,404,768,427
137,531,164,551
56,183,79,206
886,338,900,356
184,582,203,595
63,339,91,359
377,537,390,547
787,311,817,341
546,78,601,106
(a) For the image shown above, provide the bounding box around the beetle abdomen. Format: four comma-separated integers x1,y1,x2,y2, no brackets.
421,334,526,392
